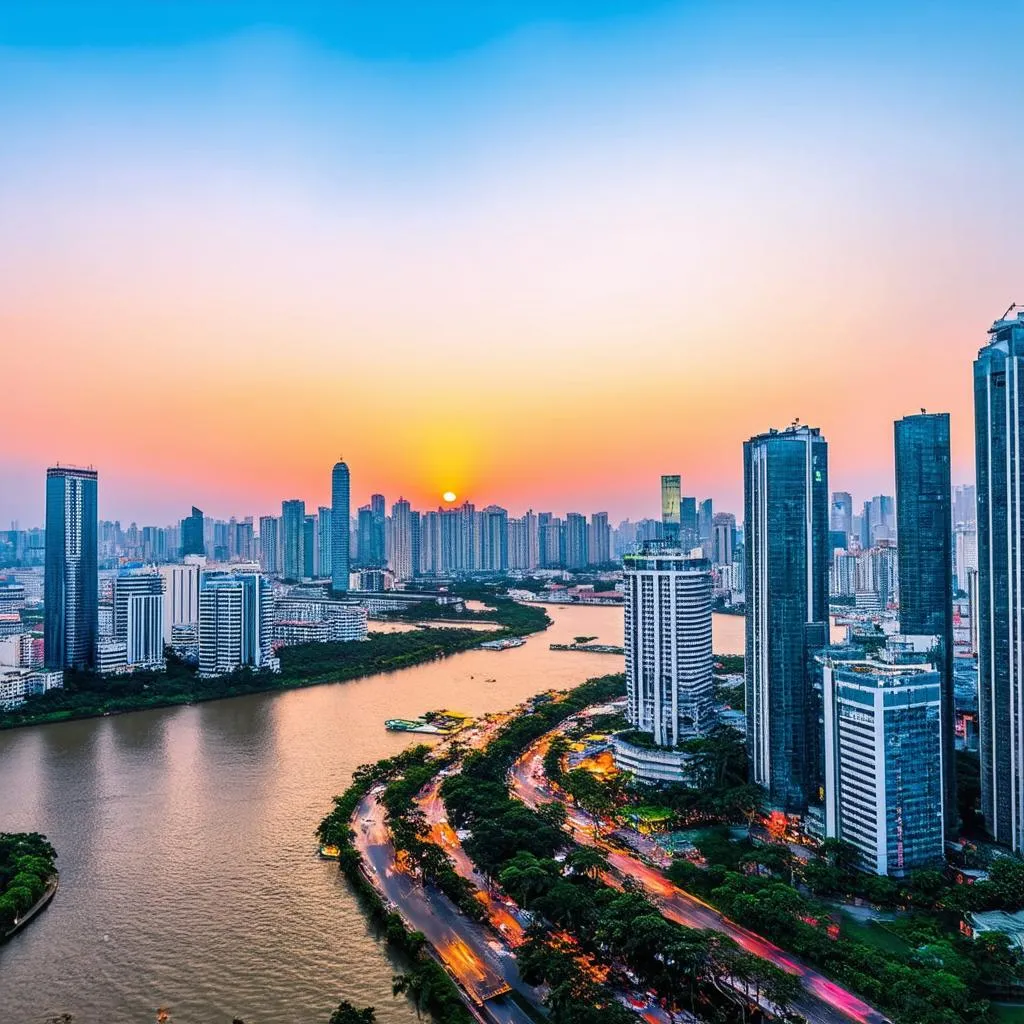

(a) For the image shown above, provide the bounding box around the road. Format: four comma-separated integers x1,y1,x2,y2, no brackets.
353,786,535,1024
509,731,891,1024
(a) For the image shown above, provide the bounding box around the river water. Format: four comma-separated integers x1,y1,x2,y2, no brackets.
0,607,744,1024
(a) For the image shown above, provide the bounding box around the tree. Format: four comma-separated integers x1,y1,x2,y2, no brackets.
565,845,609,880
328,1001,376,1024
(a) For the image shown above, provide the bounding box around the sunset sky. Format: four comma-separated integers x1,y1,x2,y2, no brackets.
2,1,1023,525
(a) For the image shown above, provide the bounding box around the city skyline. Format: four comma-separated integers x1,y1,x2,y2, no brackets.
4,2,1023,523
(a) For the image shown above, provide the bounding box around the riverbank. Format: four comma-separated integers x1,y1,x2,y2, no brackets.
1,875,58,945
0,598,551,731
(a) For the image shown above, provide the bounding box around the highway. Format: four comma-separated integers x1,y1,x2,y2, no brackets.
509,729,891,1024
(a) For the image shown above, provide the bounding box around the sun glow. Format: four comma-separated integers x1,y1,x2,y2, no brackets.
442,491,457,503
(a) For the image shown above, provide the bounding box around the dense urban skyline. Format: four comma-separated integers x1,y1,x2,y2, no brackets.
3,2,1023,523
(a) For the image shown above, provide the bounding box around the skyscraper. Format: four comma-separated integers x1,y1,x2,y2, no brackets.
389,498,416,580
661,475,681,544
181,506,205,557
158,562,200,636
744,424,829,813
281,499,305,580
302,514,316,579
975,308,1024,851
198,571,276,678
564,512,589,570
317,506,333,578
370,493,387,567
680,496,698,552
589,512,611,565
624,543,714,746
479,505,509,572
112,572,165,667
895,411,955,831
258,515,280,575
697,498,713,555
44,465,99,671
830,492,853,546
712,512,736,566
330,460,351,594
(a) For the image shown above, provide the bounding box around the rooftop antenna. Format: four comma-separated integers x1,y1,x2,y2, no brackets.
1000,302,1019,320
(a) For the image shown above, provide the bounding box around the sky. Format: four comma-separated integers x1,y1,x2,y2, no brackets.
2,1,1023,526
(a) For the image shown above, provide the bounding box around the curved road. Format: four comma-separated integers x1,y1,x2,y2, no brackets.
509,730,890,1024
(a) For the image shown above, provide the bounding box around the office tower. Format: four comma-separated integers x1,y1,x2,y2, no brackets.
680,497,698,551
975,308,1024,851
712,512,735,566
44,466,99,671
697,499,713,554
370,493,387,567
389,498,416,580
744,425,829,813
661,475,681,544
821,651,944,876
564,513,589,570
302,514,315,579
953,484,977,526
479,505,509,572
356,506,375,566
198,571,275,677
112,573,164,667
895,412,955,832
317,507,333,578
180,506,205,558
589,512,611,565
330,460,351,594
258,515,280,575
158,562,200,637
954,524,978,592
829,530,847,555
624,543,713,744
281,499,305,580
830,491,853,545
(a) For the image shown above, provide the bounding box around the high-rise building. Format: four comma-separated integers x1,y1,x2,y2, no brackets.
895,411,955,833
158,562,200,637
258,515,280,575
589,512,611,566
181,506,205,557
953,484,977,526
680,496,698,552
744,425,829,813
44,466,99,671
356,506,375,567
564,512,589,570
457,501,476,572
281,499,305,580
661,475,681,544
479,505,509,572
624,543,713,745
330,460,351,594
370,493,387,567
954,524,978,592
303,514,316,579
389,498,416,580
830,492,853,546
112,572,165,667
317,506,333,578
697,499,713,555
712,512,735,566
821,649,944,876
198,571,276,678
975,308,1024,851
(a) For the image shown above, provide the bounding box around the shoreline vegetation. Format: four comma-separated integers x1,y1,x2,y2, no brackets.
0,592,550,731
0,832,58,942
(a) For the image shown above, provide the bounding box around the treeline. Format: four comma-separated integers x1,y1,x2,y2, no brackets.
440,675,805,1024
316,747,473,1024
667,829,1021,1024
384,588,551,636
0,832,57,935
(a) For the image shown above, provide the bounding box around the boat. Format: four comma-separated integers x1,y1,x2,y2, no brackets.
479,636,526,650
385,710,475,735
319,844,341,860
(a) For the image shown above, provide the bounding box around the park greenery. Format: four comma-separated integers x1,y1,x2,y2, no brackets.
0,832,57,936
439,676,805,1024
0,588,550,730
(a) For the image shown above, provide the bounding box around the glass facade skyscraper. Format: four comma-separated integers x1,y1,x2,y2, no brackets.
44,465,99,671
894,412,955,832
181,506,205,557
661,475,681,544
975,309,1024,851
281,499,305,581
330,460,350,594
744,425,829,812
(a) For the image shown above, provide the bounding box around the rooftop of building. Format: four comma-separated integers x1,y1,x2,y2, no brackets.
745,421,823,442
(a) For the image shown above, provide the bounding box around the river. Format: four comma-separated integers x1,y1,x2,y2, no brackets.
0,607,745,1024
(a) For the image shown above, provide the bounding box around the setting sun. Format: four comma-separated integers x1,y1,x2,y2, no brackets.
442,491,457,503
